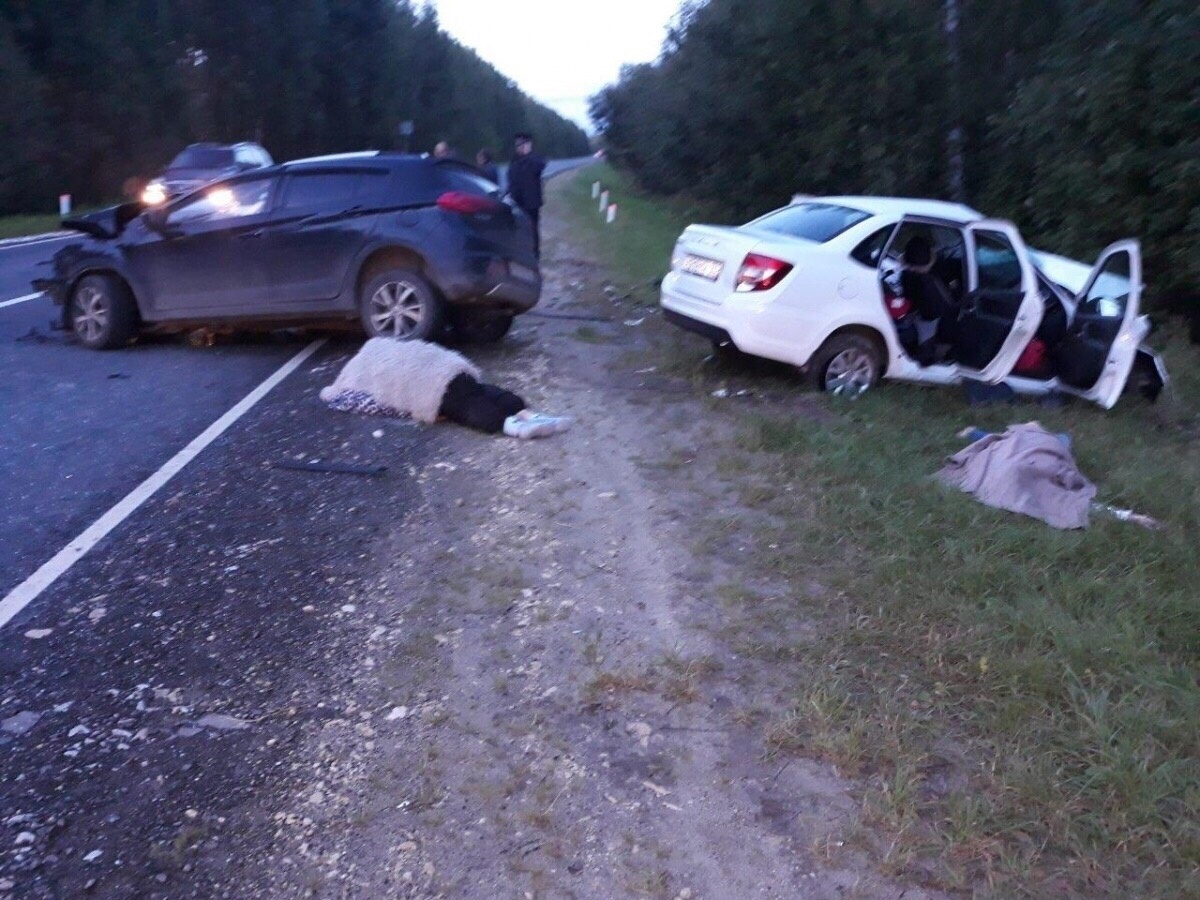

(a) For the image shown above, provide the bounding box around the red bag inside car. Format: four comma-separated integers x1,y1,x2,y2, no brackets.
884,291,912,320
1013,338,1049,377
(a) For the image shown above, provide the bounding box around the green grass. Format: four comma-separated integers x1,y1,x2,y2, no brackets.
557,164,1200,895
561,162,732,298
744,361,1200,895
0,212,66,240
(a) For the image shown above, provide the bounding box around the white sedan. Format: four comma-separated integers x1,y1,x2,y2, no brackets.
660,196,1166,408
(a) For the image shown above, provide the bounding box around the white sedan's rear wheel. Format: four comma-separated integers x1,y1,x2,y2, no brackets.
809,333,884,396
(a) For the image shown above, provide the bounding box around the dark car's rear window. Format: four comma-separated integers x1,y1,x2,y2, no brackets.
277,171,388,211
749,202,871,243
436,165,498,196
170,147,235,169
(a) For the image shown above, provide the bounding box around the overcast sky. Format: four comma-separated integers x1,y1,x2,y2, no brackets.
430,0,684,131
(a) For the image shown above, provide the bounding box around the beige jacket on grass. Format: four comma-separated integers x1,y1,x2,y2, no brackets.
937,422,1097,529
319,338,480,424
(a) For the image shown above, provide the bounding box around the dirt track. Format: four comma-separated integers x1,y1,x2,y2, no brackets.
242,174,946,900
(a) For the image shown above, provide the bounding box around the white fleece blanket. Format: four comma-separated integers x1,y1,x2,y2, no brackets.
319,338,480,424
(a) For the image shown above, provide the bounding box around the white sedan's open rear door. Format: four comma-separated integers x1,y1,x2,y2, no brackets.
1055,240,1144,409
956,220,1043,383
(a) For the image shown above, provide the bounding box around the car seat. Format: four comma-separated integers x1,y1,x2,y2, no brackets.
900,237,957,365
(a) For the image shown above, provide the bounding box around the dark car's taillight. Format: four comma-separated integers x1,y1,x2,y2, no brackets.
735,253,793,292
437,191,504,215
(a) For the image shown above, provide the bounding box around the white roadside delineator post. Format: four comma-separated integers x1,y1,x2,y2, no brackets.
59,194,72,216
599,190,609,213
592,181,600,199
606,204,617,224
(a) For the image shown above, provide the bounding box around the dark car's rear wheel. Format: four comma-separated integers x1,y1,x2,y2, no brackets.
361,268,443,341
71,274,138,350
809,332,884,396
453,313,514,344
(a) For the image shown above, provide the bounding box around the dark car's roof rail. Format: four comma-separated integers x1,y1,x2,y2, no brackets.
284,151,383,166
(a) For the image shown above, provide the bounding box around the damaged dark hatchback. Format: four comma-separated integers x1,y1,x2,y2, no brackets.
35,152,541,349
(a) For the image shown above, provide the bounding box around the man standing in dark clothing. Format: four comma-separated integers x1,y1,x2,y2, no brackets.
506,132,546,257
475,149,500,186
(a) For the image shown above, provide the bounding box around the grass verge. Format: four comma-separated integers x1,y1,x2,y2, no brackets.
560,165,1200,896
0,213,66,241
560,162,731,297
746,370,1199,895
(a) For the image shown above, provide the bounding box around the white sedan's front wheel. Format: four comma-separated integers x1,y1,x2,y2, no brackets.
809,333,884,396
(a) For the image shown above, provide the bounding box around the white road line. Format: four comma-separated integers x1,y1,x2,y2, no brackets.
0,292,44,309
0,338,328,631
0,233,71,251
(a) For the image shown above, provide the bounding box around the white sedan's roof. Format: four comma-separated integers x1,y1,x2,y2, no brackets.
809,195,983,224
1031,249,1093,294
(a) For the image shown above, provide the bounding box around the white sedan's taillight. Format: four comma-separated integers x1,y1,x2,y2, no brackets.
735,253,793,292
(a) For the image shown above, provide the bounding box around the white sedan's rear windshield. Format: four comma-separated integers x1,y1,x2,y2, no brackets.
750,203,871,243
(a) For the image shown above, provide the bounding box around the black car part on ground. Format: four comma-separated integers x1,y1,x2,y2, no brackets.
36,153,541,349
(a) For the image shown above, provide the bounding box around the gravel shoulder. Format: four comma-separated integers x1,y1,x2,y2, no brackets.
252,174,947,900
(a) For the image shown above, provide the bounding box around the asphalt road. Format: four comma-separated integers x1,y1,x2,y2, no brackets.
0,343,433,897
0,236,69,302
0,287,307,598
0,157,593,898
0,156,590,601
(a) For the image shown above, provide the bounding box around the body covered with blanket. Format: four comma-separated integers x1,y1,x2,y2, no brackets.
320,338,570,438
937,422,1097,529
320,337,480,423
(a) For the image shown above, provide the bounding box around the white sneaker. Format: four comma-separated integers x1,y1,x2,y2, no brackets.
503,411,573,439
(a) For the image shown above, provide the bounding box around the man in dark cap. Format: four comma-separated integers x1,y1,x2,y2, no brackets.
506,132,547,257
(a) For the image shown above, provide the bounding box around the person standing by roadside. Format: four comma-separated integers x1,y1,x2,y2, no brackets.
433,141,455,160
506,132,546,257
475,149,500,185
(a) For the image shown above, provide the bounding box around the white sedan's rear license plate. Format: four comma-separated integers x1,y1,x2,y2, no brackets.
681,254,722,281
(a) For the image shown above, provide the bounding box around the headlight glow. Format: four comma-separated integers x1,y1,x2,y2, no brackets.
208,188,236,210
141,182,167,205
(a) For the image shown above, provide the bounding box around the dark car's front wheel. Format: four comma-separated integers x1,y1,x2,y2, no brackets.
70,274,138,350
361,269,443,341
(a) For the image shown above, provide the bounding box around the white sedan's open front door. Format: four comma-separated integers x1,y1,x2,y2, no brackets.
955,220,1043,383
1054,240,1144,409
